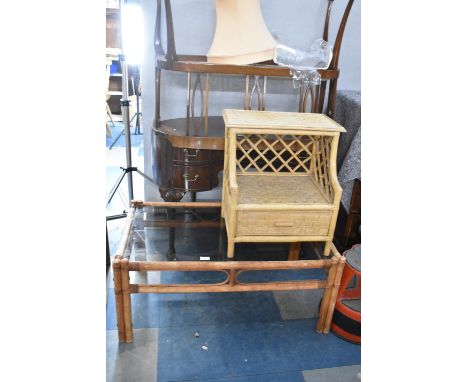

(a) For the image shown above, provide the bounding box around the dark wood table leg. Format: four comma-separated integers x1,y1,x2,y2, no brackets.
159,187,185,258
288,242,301,261
106,224,110,268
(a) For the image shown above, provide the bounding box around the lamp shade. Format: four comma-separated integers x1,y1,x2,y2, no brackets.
207,0,277,65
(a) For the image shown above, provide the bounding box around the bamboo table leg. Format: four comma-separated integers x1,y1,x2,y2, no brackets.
288,242,301,261
112,256,126,342
316,256,338,333
322,256,346,333
120,258,134,343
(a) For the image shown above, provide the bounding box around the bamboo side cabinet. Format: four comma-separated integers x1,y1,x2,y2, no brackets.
221,109,346,259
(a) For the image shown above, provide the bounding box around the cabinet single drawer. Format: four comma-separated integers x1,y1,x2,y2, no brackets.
236,210,332,236
170,164,212,191
172,147,212,164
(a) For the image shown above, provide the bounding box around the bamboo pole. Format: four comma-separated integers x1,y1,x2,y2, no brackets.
128,259,331,272
133,280,327,294
322,256,346,333
114,207,136,259
112,256,126,342
228,269,236,286
120,258,134,343
316,256,339,333
325,134,343,251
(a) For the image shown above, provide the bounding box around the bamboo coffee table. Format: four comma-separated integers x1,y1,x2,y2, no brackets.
112,200,346,343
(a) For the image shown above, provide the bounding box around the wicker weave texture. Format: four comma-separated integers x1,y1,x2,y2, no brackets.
237,175,329,205
221,110,344,258
223,109,346,132
237,210,332,236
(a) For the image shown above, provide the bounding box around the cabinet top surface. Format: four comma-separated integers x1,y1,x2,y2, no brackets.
223,109,346,133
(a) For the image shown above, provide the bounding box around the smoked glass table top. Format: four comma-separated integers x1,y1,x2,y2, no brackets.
122,206,326,265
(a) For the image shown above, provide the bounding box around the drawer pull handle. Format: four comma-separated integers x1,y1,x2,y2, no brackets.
183,174,199,182
273,221,294,227
183,148,199,157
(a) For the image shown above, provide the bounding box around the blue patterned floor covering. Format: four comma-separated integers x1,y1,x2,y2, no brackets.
106,122,144,153
107,269,360,381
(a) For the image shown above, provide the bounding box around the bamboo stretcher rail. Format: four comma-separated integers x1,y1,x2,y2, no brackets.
128,259,332,272
131,280,328,294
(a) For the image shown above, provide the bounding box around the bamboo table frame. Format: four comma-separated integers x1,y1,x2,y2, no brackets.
112,200,345,343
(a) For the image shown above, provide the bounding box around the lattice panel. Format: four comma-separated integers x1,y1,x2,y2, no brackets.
235,133,334,201
235,134,315,174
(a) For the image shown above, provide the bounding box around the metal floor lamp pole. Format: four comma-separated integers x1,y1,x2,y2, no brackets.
107,0,153,220
108,65,142,150
106,0,156,267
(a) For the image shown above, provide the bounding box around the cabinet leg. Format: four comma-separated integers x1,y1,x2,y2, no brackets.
227,241,235,259
166,208,176,258
323,241,331,257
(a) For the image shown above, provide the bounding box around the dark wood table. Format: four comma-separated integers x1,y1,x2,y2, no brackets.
153,116,225,202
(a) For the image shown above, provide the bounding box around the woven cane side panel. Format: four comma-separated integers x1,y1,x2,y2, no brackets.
236,211,332,236
310,136,333,200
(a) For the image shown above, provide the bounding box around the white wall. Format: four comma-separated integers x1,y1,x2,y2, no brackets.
140,0,361,200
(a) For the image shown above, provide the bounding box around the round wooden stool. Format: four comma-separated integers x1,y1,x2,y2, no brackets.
331,244,361,344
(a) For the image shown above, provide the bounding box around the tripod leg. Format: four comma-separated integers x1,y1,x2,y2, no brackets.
109,128,125,150
107,169,127,206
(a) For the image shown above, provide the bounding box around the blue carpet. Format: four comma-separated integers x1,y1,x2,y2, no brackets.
106,122,144,149
157,319,360,381
179,371,305,382
106,289,282,330
107,267,360,381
